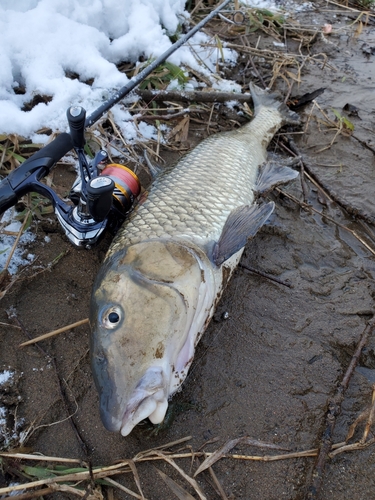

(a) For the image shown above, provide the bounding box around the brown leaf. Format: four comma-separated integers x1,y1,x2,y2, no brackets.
150,450,206,500
167,116,190,143
194,437,289,477
155,467,196,500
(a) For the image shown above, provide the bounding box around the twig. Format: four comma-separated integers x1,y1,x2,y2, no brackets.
107,112,129,150
325,0,375,16
275,187,375,257
328,437,375,457
239,263,292,288
361,384,375,443
134,435,193,458
0,138,9,170
207,103,215,133
299,158,309,202
6,309,91,461
19,318,89,347
136,89,252,104
138,108,198,121
4,487,56,500
306,317,375,499
0,452,83,463
145,450,207,500
208,465,228,500
2,436,375,498
3,210,30,272
240,35,267,89
103,477,145,499
0,321,21,329
283,134,375,224
284,57,308,105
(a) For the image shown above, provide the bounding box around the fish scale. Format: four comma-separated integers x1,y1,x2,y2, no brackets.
90,84,300,436
108,107,282,257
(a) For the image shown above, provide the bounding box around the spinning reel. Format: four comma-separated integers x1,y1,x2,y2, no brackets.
0,106,140,248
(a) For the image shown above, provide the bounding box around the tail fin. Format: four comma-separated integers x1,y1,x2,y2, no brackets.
250,83,300,125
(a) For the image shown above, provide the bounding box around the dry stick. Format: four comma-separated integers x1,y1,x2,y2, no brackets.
7,310,91,462
299,158,310,202
208,466,228,500
139,108,198,122
3,210,30,271
284,135,375,225
326,0,375,15
240,35,267,89
275,188,375,257
103,477,145,500
0,468,126,495
6,487,56,500
239,263,292,288
0,138,9,170
150,451,207,500
278,137,333,202
3,440,372,498
0,452,83,463
0,321,21,329
134,435,193,457
136,89,252,104
329,437,375,458
19,318,89,347
361,384,375,443
284,57,308,105
306,317,375,500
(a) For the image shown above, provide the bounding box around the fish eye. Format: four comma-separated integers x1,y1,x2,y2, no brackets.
108,312,119,323
101,306,122,329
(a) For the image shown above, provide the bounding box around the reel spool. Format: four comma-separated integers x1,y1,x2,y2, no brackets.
100,163,141,214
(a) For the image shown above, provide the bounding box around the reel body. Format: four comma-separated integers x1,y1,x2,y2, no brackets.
0,107,141,249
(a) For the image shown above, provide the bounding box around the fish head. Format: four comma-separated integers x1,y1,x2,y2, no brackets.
90,239,212,436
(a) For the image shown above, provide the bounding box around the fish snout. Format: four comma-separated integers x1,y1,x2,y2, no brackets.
90,348,124,432
120,367,169,436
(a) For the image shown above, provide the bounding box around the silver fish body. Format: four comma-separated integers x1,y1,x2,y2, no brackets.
90,84,299,436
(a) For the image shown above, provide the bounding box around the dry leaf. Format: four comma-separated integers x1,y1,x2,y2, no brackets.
155,467,196,500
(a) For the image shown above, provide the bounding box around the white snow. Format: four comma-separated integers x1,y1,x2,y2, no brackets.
0,209,36,274
0,0,239,141
0,370,24,452
0,370,13,386
0,0,308,142
241,0,313,11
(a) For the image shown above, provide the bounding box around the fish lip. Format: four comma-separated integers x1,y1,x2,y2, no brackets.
120,393,168,437
119,367,169,436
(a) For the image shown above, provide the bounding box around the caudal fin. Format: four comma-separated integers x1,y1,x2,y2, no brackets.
250,83,300,125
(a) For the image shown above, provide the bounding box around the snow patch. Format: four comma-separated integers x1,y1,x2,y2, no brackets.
0,209,36,275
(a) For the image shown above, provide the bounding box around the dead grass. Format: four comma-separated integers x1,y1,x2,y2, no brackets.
1,405,374,500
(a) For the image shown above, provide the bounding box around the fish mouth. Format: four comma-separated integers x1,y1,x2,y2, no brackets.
120,367,169,436
120,388,168,436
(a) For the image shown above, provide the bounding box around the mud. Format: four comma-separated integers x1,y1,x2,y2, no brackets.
1,2,375,499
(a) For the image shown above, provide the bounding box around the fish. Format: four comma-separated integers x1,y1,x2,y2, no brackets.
89,84,300,436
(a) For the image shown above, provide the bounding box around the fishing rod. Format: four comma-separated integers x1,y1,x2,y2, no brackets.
0,0,232,248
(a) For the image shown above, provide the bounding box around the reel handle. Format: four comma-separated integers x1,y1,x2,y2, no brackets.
0,133,73,214
87,176,115,222
67,106,86,149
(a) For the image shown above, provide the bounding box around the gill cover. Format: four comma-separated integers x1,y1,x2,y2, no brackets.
89,239,207,433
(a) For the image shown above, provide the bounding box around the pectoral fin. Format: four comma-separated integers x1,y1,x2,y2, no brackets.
256,158,299,194
212,202,275,266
